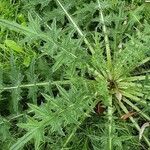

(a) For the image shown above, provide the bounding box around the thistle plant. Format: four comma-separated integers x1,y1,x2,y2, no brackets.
0,0,150,150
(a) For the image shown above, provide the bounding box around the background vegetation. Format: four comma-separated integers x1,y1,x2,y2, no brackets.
0,0,150,150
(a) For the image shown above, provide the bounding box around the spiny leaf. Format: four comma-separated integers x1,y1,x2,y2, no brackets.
28,103,49,118
10,128,37,150
42,93,61,109
52,53,65,72
0,19,38,36
56,84,70,101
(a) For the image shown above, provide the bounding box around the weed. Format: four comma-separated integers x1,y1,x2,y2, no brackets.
0,0,150,150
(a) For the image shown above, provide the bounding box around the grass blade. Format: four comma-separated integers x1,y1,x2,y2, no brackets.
123,98,150,121
118,101,150,147
139,122,150,141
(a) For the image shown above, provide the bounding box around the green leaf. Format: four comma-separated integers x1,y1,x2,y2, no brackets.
0,117,11,141
5,40,23,53
10,129,37,150
56,84,70,101
42,93,61,109
28,103,48,117
34,128,44,150
52,53,65,72
0,19,35,38
23,56,31,67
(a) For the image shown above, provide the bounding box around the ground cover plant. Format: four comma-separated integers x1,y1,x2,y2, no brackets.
0,0,150,150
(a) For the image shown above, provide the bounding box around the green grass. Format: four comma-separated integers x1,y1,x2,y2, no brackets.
0,0,150,150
